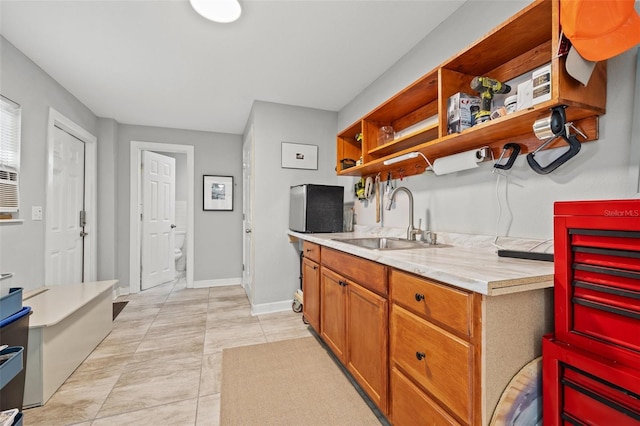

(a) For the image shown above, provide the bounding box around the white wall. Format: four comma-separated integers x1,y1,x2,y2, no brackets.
248,101,341,309
339,1,640,241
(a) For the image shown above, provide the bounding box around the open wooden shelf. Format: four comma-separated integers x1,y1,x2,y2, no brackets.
336,0,606,180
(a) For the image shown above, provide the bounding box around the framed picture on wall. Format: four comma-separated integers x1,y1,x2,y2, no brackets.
281,142,318,170
203,175,233,211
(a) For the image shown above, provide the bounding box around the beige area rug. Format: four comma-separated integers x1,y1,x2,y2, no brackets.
220,336,382,425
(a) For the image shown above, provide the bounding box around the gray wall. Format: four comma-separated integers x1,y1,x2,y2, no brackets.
0,35,243,292
0,36,98,291
115,124,243,288
340,1,640,240
248,101,340,308
96,117,119,281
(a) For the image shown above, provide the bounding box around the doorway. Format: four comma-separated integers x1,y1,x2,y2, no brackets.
242,126,254,304
140,150,176,290
45,108,97,285
129,141,194,294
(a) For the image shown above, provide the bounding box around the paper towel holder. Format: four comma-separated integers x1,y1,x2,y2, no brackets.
430,147,492,175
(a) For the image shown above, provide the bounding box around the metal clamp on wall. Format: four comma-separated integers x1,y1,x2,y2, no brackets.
527,105,585,175
493,143,521,171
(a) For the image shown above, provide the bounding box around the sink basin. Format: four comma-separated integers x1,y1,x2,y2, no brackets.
333,237,450,250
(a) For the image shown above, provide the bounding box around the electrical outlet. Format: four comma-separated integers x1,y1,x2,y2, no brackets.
32,206,43,221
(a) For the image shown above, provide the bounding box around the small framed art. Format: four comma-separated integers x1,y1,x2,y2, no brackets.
281,142,318,170
203,175,233,211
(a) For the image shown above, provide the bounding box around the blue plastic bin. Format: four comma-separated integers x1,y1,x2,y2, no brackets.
0,306,31,411
0,306,30,329
0,347,24,389
0,288,23,321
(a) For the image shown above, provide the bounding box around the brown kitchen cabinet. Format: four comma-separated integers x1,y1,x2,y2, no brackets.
390,269,479,425
320,247,389,415
389,269,552,426
302,242,321,332
320,266,347,363
302,257,321,333
337,0,606,179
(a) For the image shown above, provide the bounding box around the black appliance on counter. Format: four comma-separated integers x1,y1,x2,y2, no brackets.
289,184,344,233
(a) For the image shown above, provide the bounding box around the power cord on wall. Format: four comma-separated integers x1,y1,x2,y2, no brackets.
491,150,553,253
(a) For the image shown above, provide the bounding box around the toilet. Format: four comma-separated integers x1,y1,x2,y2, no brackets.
174,231,186,273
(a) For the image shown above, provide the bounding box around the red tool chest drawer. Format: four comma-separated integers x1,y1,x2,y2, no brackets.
553,201,640,368
543,336,640,425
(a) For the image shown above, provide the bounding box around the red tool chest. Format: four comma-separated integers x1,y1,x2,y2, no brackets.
544,199,640,425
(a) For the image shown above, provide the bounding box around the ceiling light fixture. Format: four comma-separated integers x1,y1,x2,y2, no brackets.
190,0,242,23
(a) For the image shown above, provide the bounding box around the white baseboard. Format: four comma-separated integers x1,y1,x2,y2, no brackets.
250,299,294,316
193,277,242,288
112,284,126,300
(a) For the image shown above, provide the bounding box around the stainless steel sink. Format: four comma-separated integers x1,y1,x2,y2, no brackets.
333,237,450,250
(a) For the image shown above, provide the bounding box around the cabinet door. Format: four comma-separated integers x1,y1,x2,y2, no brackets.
321,266,347,364
302,258,321,333
347,281,389,414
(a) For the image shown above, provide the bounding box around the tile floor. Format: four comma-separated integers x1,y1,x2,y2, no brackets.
23,279,312,425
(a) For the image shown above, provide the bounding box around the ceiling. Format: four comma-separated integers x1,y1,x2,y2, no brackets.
0,1,465,135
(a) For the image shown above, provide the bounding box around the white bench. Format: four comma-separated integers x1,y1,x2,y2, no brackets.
21,280,115,407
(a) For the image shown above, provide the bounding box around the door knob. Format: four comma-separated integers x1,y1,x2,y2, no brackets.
171,224,177,229
245,229,252,233
80,231,88,237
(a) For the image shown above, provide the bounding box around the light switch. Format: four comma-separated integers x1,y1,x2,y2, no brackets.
32,206,43,221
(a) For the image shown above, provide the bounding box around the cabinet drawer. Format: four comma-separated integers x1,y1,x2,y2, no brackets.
321,248,387,295
390,367,461,426
303,241,321,263
390,269,472,336
390,305,472,424
570,264,640,354
562,366,640,425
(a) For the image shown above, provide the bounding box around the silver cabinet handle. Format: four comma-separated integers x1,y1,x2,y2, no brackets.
245,229,252,233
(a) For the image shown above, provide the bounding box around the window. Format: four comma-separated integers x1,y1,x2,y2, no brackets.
0,95,21,213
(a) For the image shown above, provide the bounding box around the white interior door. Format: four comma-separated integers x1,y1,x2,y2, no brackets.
46,126,86,286
242,127,254,303
141,150,175,290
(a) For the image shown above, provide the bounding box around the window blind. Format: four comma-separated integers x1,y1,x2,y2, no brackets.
1,95,21,212
1,95,21,172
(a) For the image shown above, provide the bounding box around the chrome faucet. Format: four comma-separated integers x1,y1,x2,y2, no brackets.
385,186,421,241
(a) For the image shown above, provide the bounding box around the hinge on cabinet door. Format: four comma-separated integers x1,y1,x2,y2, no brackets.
79,210,87,227
140,213,143,221
242,264,245,271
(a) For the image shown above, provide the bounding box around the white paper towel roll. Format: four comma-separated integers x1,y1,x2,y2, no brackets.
432,149,485,175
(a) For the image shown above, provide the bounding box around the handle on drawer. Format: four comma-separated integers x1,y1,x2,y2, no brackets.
416,352,426,361
415,293,425,302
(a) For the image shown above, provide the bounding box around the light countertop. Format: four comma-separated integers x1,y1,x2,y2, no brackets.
22,280,116,328
288,230,553,296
